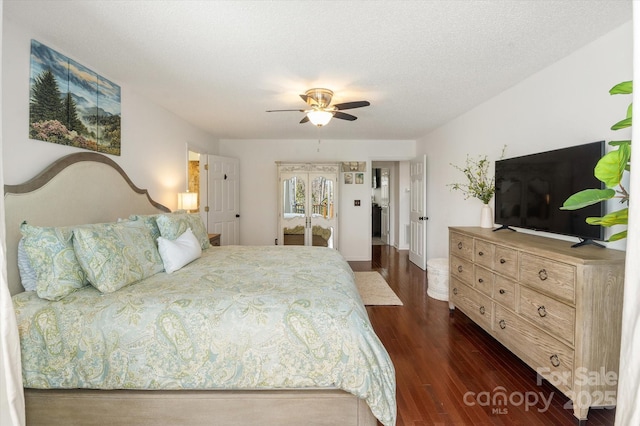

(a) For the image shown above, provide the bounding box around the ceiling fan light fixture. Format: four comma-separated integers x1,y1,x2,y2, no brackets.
267,88,369,126
307,110,333,127
304,88,333,107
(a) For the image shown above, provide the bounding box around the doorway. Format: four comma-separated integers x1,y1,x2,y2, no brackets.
187,150,201,211
370,160,412,252
371,165,389,245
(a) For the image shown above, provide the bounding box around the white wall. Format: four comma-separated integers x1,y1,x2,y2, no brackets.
218,139,415,260
1,18,219,211
418,21,633,259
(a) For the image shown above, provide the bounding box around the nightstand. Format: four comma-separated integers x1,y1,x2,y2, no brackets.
208,233,221,246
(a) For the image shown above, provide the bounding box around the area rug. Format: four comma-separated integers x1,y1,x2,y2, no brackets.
354,271,403,306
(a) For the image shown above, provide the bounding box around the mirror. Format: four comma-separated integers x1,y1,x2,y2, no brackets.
281,174,335,247
283,176,306,215
310,176,334,219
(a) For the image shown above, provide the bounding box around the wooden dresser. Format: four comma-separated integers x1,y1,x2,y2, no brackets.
448,227,626,420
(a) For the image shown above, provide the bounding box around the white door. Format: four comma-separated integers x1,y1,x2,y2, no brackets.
207,155,240,245
409,155,427,269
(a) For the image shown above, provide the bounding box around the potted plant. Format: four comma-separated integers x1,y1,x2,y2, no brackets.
561,81,632,241
449,147,505,228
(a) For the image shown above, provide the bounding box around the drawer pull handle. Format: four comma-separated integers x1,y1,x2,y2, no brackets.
457,265,463,273
478,251,484,256
550,354,560,367
479,306,486,315
453,288,458,295
458,242,463,249
538,306,547,317
478,278,484,283
499,289,506,295
499,319,506,329
538,269,548,281
499,258,506,264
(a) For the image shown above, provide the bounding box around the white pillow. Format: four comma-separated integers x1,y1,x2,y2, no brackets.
157,228,202,274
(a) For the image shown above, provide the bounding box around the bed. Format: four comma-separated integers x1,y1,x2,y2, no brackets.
5,152,396,426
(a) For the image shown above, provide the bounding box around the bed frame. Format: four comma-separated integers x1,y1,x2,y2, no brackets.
4,152,378,426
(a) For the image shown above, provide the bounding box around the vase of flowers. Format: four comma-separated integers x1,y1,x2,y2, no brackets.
449,149,504,228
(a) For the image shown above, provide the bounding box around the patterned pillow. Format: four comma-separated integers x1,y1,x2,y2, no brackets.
73,222,164,293
17,238,37,291
156,213,210,250
20,223,88,301
128,214,162,243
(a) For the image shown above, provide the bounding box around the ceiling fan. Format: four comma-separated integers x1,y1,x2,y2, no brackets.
267,88,370,127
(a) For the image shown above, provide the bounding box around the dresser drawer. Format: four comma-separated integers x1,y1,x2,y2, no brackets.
493,245,518,279
450,232,474,261
473,265,494,297
493,275,516,311
494,305,574,392
451,278,492,330
474,239,494,269
450,255,474,285
520,253,576,303
519,286,575,345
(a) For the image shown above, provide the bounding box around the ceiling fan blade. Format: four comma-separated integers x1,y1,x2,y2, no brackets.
333,101,370,110
333,111,357,121
299,94,310,103
299,116,310,124
266,109,306,112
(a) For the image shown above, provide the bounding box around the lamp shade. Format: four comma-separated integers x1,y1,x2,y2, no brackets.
307,110,333,126
177,192,198,211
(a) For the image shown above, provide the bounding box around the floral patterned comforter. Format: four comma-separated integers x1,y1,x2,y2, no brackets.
12,245,396,425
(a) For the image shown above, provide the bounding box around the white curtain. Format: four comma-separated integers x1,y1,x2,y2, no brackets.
0,0,26,423
615,3,640,424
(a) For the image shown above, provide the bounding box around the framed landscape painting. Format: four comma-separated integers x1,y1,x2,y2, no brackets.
29,40,121,155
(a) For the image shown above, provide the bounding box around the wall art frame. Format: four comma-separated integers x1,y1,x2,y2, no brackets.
29,40,122,155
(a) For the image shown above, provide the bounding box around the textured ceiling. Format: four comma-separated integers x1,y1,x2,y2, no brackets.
5,0,632,141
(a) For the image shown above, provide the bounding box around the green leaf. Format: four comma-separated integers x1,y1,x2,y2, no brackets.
609,140,631,146
594,147,629,187
585,208,628,227
609,230,628,241
626,102,633,119
611,117,632,130
560,188,616,210
610,81,633,95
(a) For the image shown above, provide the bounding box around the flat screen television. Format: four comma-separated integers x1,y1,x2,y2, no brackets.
494,141,605,245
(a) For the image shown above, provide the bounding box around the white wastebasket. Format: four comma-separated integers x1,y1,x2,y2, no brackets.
427,258,449,301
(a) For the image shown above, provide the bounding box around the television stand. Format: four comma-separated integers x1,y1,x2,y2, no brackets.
492,225,516,232
448,226,625,422
571,238,605,248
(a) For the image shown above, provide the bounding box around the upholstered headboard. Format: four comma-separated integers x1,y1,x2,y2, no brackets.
4,152,170,295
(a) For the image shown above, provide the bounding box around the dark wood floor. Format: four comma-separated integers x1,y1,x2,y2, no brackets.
349,245,615,426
